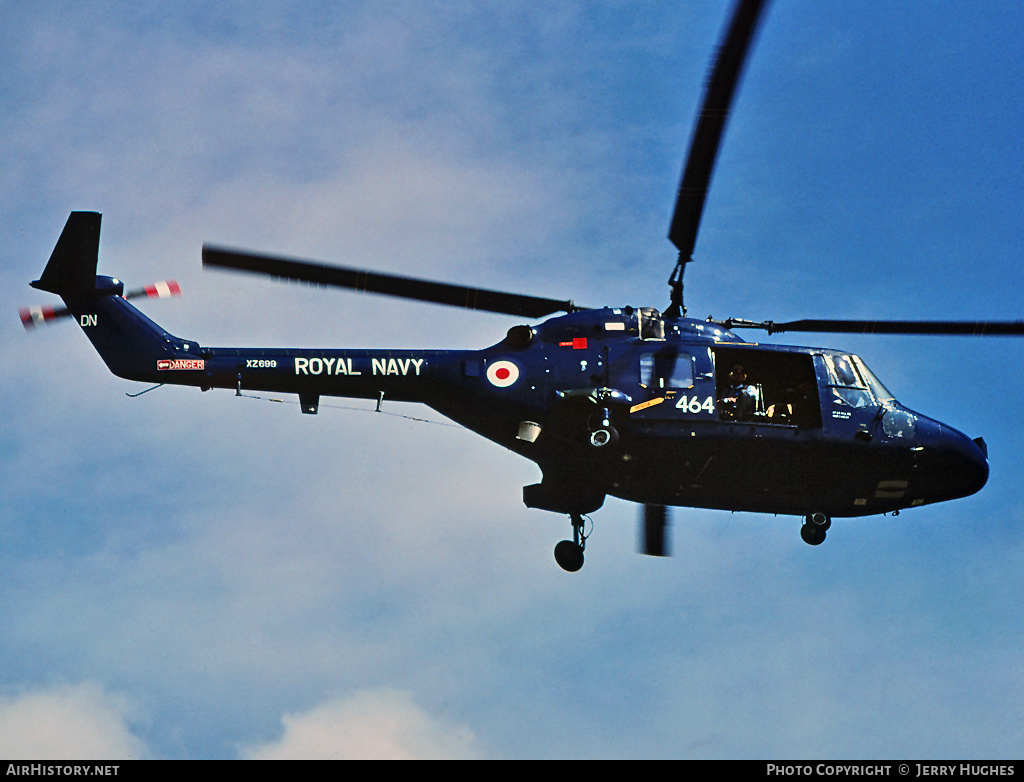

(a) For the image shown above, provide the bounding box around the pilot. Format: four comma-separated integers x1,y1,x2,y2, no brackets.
720,364,756,421
768,380,813,423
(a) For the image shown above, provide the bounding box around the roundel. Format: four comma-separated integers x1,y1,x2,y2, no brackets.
486,359,520,388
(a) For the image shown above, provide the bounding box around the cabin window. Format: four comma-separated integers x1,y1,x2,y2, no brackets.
639,350,694,389
639,307,665,340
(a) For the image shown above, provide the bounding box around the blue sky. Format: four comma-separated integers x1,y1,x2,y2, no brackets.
1,0,1022,759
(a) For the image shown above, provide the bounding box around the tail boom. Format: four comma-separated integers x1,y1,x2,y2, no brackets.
28,212,455,408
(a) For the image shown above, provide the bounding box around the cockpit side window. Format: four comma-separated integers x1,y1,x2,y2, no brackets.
851,356,895,403
823,354,872,408
828,355,859,385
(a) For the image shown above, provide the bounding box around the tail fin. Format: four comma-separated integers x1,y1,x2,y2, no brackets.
30,212,199,383
31,212,102,297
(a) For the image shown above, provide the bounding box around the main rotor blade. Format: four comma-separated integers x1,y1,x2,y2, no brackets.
668,0,770,260
203,246,577,319
720,318,1024,336
640,504,671,557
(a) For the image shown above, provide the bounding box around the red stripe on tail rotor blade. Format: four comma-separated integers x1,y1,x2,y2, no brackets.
19,305,60,329
143,280,181,298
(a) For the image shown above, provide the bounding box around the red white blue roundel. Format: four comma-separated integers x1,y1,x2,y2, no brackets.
486,360,520,388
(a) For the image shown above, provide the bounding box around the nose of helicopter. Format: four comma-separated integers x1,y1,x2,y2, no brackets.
915,418,989,502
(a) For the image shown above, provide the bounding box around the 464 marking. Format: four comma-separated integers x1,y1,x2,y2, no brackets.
675,394,715,414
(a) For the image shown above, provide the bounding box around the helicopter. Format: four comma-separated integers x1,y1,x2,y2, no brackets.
22,0,1024,572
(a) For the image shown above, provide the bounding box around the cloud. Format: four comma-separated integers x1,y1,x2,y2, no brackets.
0,683,148,760
240,688,481,759
0,681,482,760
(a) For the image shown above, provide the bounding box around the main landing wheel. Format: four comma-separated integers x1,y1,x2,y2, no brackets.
587,408,618,448
554,540,584,572
800,513,831,546
554,513,588,572
589,425,618,448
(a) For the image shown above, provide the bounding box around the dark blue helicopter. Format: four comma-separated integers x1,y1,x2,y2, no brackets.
22,0,1021,571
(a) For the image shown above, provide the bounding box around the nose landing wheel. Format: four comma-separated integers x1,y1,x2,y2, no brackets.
554,514,588,572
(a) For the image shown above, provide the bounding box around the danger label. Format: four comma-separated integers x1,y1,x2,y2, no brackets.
157,359,205,371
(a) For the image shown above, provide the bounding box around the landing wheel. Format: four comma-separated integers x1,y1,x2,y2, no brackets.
587,408,618,448
555,513,589,572
800,524,826,546
554,540,584,572
589,425,618,448
800,513,831,546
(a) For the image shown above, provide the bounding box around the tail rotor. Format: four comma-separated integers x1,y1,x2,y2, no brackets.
20,279,180,329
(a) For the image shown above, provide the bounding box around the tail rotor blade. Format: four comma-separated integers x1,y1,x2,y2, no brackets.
20,304,67,329
124,279,181,302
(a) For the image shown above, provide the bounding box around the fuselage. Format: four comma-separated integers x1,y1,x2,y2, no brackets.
83,289,987,521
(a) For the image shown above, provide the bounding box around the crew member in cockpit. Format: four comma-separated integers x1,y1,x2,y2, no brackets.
720,364,756,421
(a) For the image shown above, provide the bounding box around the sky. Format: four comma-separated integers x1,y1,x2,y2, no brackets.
1,0,1022,760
